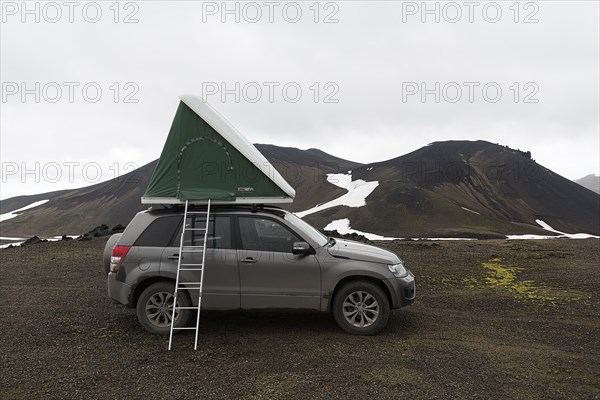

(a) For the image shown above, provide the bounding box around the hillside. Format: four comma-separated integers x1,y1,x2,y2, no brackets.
0,161,156,237
1,141,598,238
302,141,600,237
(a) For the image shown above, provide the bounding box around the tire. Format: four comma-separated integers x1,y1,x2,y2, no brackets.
103,233,122,275
332,280,390,335
136,282,192,335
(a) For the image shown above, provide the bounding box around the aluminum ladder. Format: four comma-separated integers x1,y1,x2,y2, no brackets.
168,199,211,350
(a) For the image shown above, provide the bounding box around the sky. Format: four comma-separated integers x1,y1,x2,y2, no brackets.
1,1,599,200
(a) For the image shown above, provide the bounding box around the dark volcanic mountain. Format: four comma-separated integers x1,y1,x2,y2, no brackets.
0,162,156,237
303,141,599,237
1,141,598,238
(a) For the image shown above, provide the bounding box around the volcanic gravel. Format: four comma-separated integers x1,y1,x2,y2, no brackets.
1,238,599,399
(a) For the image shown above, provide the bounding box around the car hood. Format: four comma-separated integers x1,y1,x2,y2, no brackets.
326,239,401,264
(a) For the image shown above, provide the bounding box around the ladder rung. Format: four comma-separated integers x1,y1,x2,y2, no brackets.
179,282,202,285
180,268,202,271
185,228,207,231
181,263,203,266
186,211,208,215
172,327,198,330
174,306,201,310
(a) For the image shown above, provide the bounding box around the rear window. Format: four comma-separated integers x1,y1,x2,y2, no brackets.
134,216,181,247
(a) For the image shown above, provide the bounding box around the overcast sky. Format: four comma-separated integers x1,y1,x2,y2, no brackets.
1,1,599,200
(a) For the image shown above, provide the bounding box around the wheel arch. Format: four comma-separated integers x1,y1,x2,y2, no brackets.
132,277,175,307
328,275,393,313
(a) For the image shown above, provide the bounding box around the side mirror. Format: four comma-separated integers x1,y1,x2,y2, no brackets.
292,241,315,255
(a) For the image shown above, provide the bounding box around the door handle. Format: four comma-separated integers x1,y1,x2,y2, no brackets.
168,254,181,260
240,257,257,264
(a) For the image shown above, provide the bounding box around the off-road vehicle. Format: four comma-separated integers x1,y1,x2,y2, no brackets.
106,205,415,335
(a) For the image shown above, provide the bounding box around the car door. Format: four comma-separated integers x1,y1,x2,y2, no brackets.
236,215,321,310
160,214,240,310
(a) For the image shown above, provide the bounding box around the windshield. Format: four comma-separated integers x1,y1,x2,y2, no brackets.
284,212,329,247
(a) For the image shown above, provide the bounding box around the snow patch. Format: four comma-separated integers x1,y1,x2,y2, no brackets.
461,207,481,215
323,219,479,241
0,200,49,222
416,237,477,241
296,173,379,218
49,235,79,240
535,219,564,234
505,234,560,240
324,218,399,241
366,167,373,171
507,219,599,240
0,241,23,249
0,236,27,241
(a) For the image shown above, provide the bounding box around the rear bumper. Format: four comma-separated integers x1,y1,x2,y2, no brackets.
387,272,416,309
107,272,133,306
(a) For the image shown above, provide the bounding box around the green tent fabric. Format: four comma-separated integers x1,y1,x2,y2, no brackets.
142,95,295,204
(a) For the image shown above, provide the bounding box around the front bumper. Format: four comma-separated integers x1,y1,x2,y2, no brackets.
107,272,133,306
387,271,416,309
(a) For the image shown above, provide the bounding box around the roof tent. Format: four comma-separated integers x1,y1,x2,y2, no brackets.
142,95,295,204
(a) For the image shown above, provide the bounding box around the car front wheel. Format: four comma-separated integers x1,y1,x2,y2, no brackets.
136,282,192,335
332,280,390,335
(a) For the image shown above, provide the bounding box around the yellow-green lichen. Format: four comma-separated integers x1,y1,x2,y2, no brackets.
462,276,479,289
470,258,588,305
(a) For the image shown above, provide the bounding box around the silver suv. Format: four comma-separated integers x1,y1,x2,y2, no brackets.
106,205,416,335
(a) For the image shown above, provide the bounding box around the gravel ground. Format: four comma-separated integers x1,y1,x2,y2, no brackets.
1,238,599,399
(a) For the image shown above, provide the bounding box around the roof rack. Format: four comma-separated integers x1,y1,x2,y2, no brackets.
149,203,282,213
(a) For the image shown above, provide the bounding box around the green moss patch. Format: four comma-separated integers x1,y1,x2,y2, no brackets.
469,258,588,305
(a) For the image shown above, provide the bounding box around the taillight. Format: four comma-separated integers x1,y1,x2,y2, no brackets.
110,245,131,273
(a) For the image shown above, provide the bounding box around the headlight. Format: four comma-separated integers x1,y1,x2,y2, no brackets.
387,263,407,278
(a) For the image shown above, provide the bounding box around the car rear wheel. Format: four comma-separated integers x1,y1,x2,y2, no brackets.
332,280,390,335
136,282,192,335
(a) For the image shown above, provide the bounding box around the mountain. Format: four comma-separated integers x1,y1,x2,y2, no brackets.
304,141,599,237
1,141,598,238
575,174,600,194
0,162,155,237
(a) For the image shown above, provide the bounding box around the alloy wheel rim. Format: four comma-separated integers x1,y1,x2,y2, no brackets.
342,291,379,328
145,291,179,327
